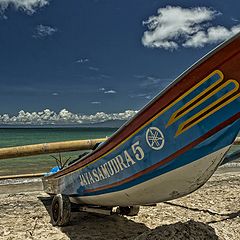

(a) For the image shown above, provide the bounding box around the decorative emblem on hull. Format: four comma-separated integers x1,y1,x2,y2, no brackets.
146,127,165,150
166,70,240,137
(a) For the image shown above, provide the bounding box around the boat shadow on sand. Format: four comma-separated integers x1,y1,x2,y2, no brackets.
39,197,221,240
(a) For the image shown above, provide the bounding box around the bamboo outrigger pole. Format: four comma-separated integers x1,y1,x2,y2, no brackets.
0,172,45,180
0,138,107,160
0,136,239,161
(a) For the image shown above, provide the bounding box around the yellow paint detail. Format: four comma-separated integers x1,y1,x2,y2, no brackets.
175,80,240,136
167,70,224,127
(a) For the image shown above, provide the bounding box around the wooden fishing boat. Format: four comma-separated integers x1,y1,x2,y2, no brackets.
42,32,240,225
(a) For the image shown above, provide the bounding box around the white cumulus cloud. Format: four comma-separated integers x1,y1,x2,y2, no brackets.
142,6,240,50
76,58,89,64
91,101,101,104
104,90,117,94
0,0,49,15
0,109,137,125
89,66,99,71
33,24,57,38
183,25,240,47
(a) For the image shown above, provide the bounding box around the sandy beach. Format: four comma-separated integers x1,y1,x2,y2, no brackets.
0,168,239,240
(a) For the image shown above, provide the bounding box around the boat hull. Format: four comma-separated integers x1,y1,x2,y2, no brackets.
70,145,229,206
43,33,240,206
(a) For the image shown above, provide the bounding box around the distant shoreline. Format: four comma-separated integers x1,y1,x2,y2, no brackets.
0,120,126,129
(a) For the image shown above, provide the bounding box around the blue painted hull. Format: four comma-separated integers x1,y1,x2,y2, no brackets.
43,33,240,205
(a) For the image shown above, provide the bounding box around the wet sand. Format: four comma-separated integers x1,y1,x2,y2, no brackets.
0,168,239,240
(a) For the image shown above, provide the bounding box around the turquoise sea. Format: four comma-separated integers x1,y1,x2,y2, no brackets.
0,127,239,177
0,128,117,176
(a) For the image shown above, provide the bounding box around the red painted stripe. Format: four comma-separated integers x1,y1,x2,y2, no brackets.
85,113,240,193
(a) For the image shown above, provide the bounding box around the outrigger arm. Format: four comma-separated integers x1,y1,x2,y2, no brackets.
0,138,107,160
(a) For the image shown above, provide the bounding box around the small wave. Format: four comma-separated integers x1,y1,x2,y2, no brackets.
0,177,42,186
220,162,240,168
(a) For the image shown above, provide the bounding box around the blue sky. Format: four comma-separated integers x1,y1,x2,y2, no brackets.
0,0,239,124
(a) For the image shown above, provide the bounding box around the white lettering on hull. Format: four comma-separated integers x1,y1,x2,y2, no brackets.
79,141,145,186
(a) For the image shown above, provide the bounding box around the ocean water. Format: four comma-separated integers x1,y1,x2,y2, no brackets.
0,127,239,177
0,127,117,176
